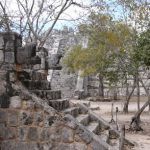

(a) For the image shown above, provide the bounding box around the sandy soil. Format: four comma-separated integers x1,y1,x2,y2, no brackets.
71,99,150,150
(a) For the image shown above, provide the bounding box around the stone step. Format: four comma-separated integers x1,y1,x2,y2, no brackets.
31,90,61,100
76,114,89,126
49,99,69,111
99,130,109,143
31,71,47,80
109,138,119,147
86,122,99,134
63,107,79,117
23,80,51,90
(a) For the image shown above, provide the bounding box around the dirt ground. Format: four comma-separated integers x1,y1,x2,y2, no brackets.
71,99,150,150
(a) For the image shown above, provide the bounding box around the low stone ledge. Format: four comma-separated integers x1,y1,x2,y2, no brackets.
64,114,109,150
77,103,134,148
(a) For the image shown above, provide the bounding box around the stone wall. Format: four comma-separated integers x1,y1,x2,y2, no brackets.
45,28,80,98
0,92,111,150
0,32,22,70
51,70,77,98
0,95,90,150
0,31,110,150
45,28,149,99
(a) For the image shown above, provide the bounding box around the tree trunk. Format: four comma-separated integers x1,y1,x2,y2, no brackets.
123,79,136,113
98,75,104,98
113,85,118,100
136,76,140,111
130,78,150,131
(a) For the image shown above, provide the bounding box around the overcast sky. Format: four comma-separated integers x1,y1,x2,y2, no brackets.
1,0,91,30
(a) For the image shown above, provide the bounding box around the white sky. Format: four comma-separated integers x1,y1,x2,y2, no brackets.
1,0,91,30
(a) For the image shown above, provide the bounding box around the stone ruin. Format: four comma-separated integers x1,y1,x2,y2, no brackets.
0,32,134,150
44,27,149,100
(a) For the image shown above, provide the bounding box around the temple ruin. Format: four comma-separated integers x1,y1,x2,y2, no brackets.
0,31,134,150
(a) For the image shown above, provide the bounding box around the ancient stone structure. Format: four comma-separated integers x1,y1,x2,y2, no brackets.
44,27,149,99
0,32,134,150
45,27,79,98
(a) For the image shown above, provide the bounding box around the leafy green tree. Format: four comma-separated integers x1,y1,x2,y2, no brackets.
64,12,133,98
130,27,150,131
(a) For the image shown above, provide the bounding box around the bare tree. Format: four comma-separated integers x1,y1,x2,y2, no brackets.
0,0,85,46
0,1,11,31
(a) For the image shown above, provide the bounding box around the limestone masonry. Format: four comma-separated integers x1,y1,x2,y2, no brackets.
0,31,134,150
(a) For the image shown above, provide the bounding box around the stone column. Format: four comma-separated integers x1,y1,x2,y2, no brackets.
74,37,88,99
76,70,84,90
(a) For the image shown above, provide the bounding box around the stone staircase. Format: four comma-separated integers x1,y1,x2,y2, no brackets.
19,71,61,101
17,65,134,150
50,99,134,150
18,69,134,149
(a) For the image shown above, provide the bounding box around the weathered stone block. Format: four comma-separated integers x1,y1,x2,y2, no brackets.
55,143,87,150
6,142,39,150
22,100,34,110
6,127,17,139
16,39,22,47
75,127,92,144
0,35,4,49
34,111,44,126
1,63,15,70
38,142,53,150
20,93,31,100
0,50,4,62
73,143,87,150
50,134,61,142
31,71,47,80
20,111,33,125
34,103,44,111
61,127,74,143
0,123,6,139
33,64,41,70
40,128,50,141
1,141,16,150
74,134,83,142
0,125,16,140
4,52,15,63
23,80,51,90
8,110,18,126
5,40,15,51
49,99,68,111
0,81,6,96
0,93,10,108
16,51,27,64
44,115,57,127
10,96,21,109
9,72,17,83
109,129,119,139
90,140,108,150
27,127,39,141
16,43,36,64
0,110,8,123
64,119,77,130
18,127,28,141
